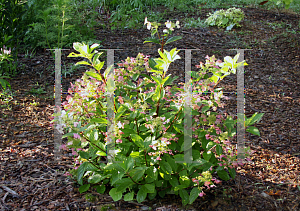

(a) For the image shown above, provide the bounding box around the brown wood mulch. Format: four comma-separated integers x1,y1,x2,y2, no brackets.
0,6,300,211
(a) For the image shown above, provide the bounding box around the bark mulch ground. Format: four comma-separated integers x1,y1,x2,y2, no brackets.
0,6,299,211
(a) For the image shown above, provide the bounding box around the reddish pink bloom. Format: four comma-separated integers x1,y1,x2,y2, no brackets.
71,148,78,156
212,178,221,184
74,133,80,139
59,144,67,150
199,191,206,197
204,181,211,188
64,172,72,176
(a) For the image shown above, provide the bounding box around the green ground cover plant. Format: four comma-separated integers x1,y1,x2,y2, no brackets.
183,17,208,28
51,18,264,206
205,7,245,30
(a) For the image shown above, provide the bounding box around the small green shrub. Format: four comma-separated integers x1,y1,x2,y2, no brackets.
205,7,245,30
52,19,264,206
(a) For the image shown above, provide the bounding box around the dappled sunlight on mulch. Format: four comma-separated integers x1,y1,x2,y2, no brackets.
1,6,300,210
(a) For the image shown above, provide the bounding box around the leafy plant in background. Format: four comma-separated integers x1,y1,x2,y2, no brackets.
52,19,264,206
23,0,100,50
144,17,182,52
184,17,208,29
0,0,28,76
58,62,83,78
0,0,28,50
205,7,245,30
259,0,294,10
27,82,46,96
0,45,12,90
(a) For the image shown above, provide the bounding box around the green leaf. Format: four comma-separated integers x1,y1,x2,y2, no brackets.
228,167,236,179
210,75,219,83
95,61,105,72
77,162,88,185
246,126,260,136
132,73,139,81
206,142,215,151
179,189,189,206
109,188,122,201
148,189,157,200
152,85,161,102
104,65,114,79
79,151,90,160
166,156,177,172
189,187,201,204
137,187,147,203
216,145,223,155
90,43,100,51
125,157,134,172
202,106,210,113
116,178,134,192
130,151,140,158
124,192,134,201
151,75,162,84
79,184,90,193
140,73,152,81
73,42,83,53
129,167,146,181
130,134,144,148
122,128,136,136
203,151,212,161
169,176,179,187
160,161,172,175
217,169,230,181
111,170,125,185
0,79,10,90
96,185,106,194
144,184,155,193
226,24,235,31
165,36,182,45
88,174,103,184
89,129,99,143
159,172,171,180
85,71,103,82
179,176,190,188
76,61,92,66
155,180,164,187
144,37,160,45
164,75,178,86
143,136,153,149
90,118,107,124
174,185,185,192
148,58,159,70
245,113,264,126
158,190,166,198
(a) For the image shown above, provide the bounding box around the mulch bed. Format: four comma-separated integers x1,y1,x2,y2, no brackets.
0,6,300,211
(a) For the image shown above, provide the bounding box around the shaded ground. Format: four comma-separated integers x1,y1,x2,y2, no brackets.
0,6,300,211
